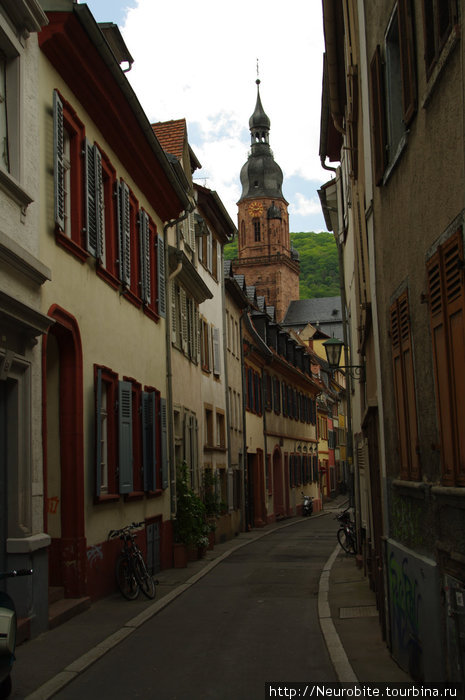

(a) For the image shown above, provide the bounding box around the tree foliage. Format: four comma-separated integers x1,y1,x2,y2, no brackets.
223,231,340,299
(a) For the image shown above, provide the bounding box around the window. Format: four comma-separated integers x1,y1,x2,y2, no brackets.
0,40,19,180
205,406,214,448
95,366,167,498
216,410,225,448
422,0,457,77
0,53,9,171
427,229,465,485
253,219,261,242
245,366,261,415
370,1,416,185
200,318,210,371
390,290,420,480
172,282,199,363
53,91,86,257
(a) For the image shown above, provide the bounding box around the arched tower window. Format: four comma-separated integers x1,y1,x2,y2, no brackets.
241,220,245,247
253,219,261,242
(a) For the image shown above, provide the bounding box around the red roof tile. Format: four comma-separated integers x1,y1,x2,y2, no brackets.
152,119,186,159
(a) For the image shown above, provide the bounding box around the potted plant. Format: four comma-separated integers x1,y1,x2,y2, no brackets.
173,463,207,561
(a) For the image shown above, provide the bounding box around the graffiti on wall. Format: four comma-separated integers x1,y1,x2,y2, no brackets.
387,541,444,682
388,551,423,680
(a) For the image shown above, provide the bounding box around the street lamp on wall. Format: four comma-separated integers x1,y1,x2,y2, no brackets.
322,337,365,382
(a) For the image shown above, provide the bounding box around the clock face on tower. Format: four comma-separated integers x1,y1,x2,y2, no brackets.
248,201,263,217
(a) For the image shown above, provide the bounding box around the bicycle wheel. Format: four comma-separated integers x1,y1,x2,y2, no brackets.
115,554,139,600
134,553,156,599
337,527,356,554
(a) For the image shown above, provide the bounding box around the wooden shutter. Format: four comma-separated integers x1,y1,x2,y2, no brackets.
398,0,417,126
118,380,133,494
95,367,102,497
213,327,221,375
157,235,166,317
160,397,169,489
85,140,98,257
94,146,105,262
117,181,131,287
139,210,151,305
53,90,65,231
390,291,420,479
370,46,388,186
180,289,188,354
142,391,157,491
427,230,465,484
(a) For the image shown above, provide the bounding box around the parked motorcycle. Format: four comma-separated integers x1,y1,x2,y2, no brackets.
301,492,313,516
0,568,33,699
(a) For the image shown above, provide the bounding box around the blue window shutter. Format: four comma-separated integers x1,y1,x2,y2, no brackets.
53,90,65,231
139,210,151,305
95,368,102,497
142,391,157,491
118,380,133,494
160,397,168,489
157,235,166,317
117,181,131,287
85,139,98,257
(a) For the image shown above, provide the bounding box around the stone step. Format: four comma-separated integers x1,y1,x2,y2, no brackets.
48,595,91,630
48,586,65,605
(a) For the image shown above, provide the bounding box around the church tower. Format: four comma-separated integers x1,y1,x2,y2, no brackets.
235,79,300,321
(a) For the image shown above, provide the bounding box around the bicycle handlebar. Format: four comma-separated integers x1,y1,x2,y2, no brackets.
0,568,33,580
108,522,145,540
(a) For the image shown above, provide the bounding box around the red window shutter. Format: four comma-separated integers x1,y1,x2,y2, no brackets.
398,0,417,126
369,46,387,186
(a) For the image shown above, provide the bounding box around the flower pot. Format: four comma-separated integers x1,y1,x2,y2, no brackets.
173,543,187,569
187,545,198,561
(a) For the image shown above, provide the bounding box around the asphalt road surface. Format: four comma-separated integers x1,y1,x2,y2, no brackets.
55,515,339,699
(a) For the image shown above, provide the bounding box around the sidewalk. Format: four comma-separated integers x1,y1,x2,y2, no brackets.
12,498,410,699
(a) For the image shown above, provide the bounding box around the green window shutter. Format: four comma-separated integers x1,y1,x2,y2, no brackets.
157,235,166,317
53,90,65,231
118,380,133,494
142,391,157,491
139,210,151,305
95,368,102,498
117,181,131,287
160,397,169,489
85,139,98,257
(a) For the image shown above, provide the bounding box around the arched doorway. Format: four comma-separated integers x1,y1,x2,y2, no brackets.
272,447,284,518
43,306,86,597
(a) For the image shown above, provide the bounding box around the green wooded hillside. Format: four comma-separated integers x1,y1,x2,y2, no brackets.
223,231,340,300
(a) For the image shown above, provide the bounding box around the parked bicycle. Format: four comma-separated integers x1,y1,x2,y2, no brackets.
336,509,356,555
108,522,157,600
0,568,33,699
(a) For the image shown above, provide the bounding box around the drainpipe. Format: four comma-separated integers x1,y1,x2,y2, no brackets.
221,255,233,514
239,308,250,531
163,205,194,518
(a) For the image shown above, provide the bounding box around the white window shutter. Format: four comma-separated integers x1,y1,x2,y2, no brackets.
181,288,188,354
85,139,98,257
213,327,221,376
139,210,151,304
117,181,131,287
171,281,177,344
53,90,65,231
94,146,105,263
188,211,195,251
157,235,166,317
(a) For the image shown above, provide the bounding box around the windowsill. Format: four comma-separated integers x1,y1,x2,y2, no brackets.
96,265,120,291
147,489,163,499
422,25,460,109
0,168,34,212
95,493,120,504
431,485,465,502
392,478,428,500
124,491,145,501
382,131,408,186
143,306,160,323
122,288,142,309
55,230,89,263
204,444,227,453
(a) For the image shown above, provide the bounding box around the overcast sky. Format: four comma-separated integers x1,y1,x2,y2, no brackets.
81,0,332,233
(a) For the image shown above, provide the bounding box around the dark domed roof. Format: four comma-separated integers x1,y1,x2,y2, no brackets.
249,80,271,131
239,80,285,202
